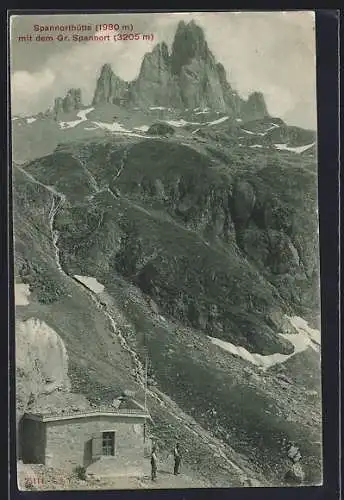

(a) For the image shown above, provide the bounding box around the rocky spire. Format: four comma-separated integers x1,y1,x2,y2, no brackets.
62,88,82,113
137,42,171,80
129,43,182,108
92,64,129,105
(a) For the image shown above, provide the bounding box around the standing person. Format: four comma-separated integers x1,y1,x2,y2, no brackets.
173,443,181,475
151,445,158,481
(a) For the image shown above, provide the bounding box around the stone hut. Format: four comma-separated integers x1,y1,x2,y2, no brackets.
19,396,152,476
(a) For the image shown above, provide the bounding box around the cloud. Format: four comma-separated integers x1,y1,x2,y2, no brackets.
12,68,55,94
11,69,56,114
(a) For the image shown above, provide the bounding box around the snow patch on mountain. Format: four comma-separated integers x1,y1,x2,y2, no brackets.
209,315,320,369
195,109,210,115
26,117,37,124
241,123,280,136
241,128,257,135
90,121,150,138
92,121,129,133
265,123,280,131
133,125,150,132
165,119,201,127
164,116,228,128
288,315,321,345
59,107,94,129
207,116,229,126
274,143,315,154
74,275,105,294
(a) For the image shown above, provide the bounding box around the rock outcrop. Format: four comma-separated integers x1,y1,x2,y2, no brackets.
16,318,71,425
240,91,269,122
147,122,175,136
284,463,305,484
53,88,83,117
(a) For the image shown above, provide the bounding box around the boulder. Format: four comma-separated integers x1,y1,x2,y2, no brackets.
284,463,305,484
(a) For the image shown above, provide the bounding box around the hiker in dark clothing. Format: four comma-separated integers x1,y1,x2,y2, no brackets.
151,445,158,481
173,443,181,475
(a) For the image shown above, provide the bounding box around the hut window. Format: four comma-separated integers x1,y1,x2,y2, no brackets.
102,431,115,456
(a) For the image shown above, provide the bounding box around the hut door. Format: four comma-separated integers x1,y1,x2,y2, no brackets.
91,433,103,462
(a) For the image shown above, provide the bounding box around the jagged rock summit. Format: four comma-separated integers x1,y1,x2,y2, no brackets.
91,20,270,120
92,63,129,106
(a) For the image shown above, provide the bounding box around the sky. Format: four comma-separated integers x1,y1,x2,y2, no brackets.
10,11,317,129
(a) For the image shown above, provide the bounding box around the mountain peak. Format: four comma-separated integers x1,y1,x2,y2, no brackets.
100,63,113,74
171,20,209,75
